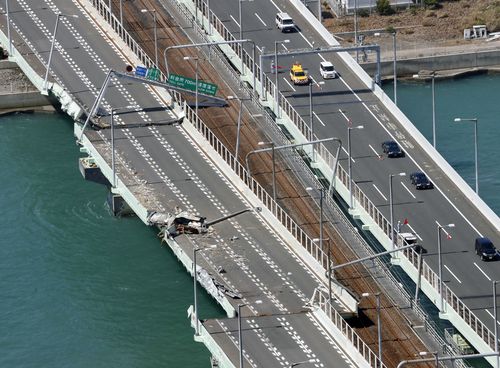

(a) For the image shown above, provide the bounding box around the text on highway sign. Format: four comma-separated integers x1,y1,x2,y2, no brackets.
168,73,218,96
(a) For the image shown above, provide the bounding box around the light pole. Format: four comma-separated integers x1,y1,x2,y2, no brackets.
308,81,324,161
437,223,454,313
313,237,331,302
110,105,134,188
141,8,158,67
227,95,250,165
184,56,200,128
389,172,405,250
193,244,216,336
238,0,253,43
374,31,397,105
6,0,12,57
42,13,79,95
238,303,247,368
274,39,290,118
347,125,364,209
290,358,317,368
306,187,325,252
354,0,358,62
454,117,479,194
362,292,382,364
413,72,436,148
493,280,500,367
258,141,276,202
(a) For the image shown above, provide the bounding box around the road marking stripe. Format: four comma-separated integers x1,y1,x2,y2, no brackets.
313,111,325,127
283,78,296,91
401,182,416,199
341,146,355,163
474,262,492,281
406,223,423,241
373,184,387,201
338,108,351,124
230,15,240,28
444,265,462,284
254,13,267,26
368,144,379,156
485,310,500,326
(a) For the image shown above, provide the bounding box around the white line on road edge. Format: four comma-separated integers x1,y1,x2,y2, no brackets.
284,78,296,91
229,15,240,28
338,108,351,124
444,265,462,284
341,146,355,163
254,13,267,26
406,223,423,241
474,262,492,281
313,111,325,127
401,182,416,199
368,144,379,157
373,184,387,201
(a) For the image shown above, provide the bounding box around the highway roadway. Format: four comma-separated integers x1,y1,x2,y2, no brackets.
3,0,359,366
202,0,500,342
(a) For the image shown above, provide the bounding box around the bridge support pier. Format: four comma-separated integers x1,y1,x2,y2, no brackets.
107,191,132,216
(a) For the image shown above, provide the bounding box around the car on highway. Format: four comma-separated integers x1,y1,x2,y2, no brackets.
320,61,337,79
381,140,404,158
290,62,310,85
475,237,497,261
276,13,295,32
410,171,434,190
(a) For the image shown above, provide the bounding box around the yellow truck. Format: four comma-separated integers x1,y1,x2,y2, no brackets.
289,62,310,85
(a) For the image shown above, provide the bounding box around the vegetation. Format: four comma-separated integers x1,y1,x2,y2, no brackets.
375,0,395,16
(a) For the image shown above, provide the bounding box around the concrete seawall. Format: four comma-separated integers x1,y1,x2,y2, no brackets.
362,49,500,78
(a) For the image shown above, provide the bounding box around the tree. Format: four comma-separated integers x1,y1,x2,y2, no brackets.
376,0,395,15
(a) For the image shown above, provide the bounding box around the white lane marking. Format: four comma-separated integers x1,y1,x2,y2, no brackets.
341,147,355,163
269,0,281,11
313,111,325,127
401,182,416,199
435,221,453,239
230,15,240,28
406,223,423,241
318,53,326,62
283,78,296,91
310,76,320,88
485,310,500,326
282,43,289,51
297,28,314,47
373,184,387,201
338,108,351,124
368,144,379,156
444,265,462,284
256,45,263,53
474,262,492,281
254,13,267,26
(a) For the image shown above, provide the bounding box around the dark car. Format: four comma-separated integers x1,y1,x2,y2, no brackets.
410,171,434,190
381,140,404,158
475,237,497,261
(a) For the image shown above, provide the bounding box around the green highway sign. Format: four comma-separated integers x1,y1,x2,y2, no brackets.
167,73,218,96
146,68,161,81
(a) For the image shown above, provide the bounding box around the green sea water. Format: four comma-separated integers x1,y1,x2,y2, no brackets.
0,112,223,368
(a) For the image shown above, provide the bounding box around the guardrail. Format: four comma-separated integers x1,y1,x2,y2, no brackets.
185,0,498,356
85,0,388,366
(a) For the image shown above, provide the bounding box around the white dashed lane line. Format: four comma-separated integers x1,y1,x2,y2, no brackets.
400,182,416,199
444,265,462,284
254,13,267,26
474,262,492,281
372,184,387,202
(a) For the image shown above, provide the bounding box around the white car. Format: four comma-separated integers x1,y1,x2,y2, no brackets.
320,61,337,79
275,12,295,33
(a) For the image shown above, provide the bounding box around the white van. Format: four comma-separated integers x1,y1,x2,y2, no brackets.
276,13,295,32
320,61,337,79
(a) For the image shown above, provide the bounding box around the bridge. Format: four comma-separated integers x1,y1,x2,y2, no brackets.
1,0,499,367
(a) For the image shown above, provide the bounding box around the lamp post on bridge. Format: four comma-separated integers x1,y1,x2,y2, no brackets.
110,105,134,189
184,56,200,129
141,8,158,67
413,72,437,148
374,31,397,105
454,117,479,194
308,80,324,161
193,243,217,336
5,0,12,57
437,222,455,313
227,95,251,166
42,13,79,95
274,39,290,118
389,172,406,250
347,124,364,209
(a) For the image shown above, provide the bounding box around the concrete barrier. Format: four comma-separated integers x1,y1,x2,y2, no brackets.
0,91,51,109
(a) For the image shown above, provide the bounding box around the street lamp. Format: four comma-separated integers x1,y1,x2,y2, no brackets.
110,105,134,188
274,39,290,118
374,31,397,105
184,56,200,128
437,223,454,313
227,95,250,165
238,0,253,44
493,280,500,365
258,141,276,202
238,303,247,368
313,237,331,302
290,358,317,368
6,0,12,57
308,80,324,161
347,125,364,209
306,187,325,252
413,72,436,148
362,292,382,364
42,13,79,95
193,244,217,336
454,117,479,194
389,172,405,250
141,8,158,67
